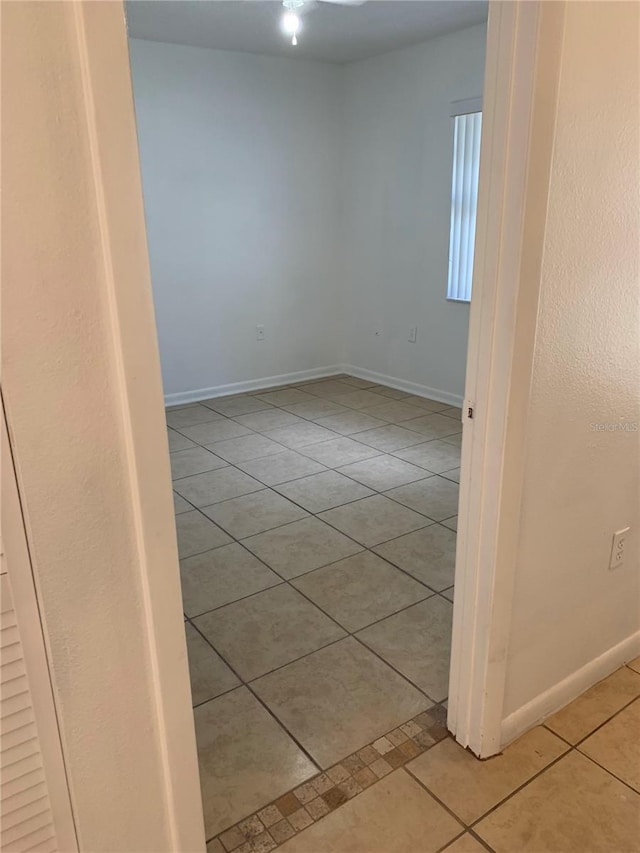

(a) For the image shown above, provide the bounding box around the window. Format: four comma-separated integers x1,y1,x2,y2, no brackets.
447,102,482,303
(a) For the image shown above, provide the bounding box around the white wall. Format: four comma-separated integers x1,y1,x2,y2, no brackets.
3,3,204,849
502,0,640,727
129,26,486,404
129,40,344,399
341,25,487,400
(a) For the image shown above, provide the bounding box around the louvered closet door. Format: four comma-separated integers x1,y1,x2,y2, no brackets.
1,413,77,853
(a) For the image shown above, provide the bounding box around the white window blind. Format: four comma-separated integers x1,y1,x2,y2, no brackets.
447,108,482,302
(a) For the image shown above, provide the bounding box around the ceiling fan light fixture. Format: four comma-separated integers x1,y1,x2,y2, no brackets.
282,0,304,46
282,10,301,43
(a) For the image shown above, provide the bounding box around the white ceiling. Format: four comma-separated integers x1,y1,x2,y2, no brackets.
125,1,488,65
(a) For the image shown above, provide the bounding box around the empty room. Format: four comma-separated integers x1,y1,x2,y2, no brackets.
126,0,486,846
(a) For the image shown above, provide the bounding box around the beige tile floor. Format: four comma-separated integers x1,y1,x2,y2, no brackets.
170,374,461,839
208,663,640,853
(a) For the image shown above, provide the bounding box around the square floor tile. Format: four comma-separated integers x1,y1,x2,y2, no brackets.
205,434,286,464
360,401,428,424
166,405,224,429
185,623,240,705
393,440,461,474
442,587,454,602
180,543,281,616
441,433,463,448
403,396,451,413
373,525,456,590
278,770,461,853
386,476,459,521
173,492,192,515
168,428,197,452
545,666,640,744
299,437,383,467
356,425,428,452
441,468,461,483
202,490,308,539
265,422,339,449
234,409,306,432
337,455,430,491
442,516,458,531
176,510,233,559
441,834,487,853
293,551,430,632
236,450,327,486
579,698,640,791
283,400,351,420
409,726,568,825
170,447,228,480
179,419,253,445
313,411,388,436
319,495,429,547
173,467,264,507
275,471,374,513
252,637,430,768
242,517,363,579
195,687,317,838
440,406,462,421
203,396,273,417
195,585,346,681
402,414,462,440
475,750,640,852
368,386,413,400
628,656,640,674
303,379,356,398
334,376,378,389
330,390,391,409
357,596,453,701
256,388,317,406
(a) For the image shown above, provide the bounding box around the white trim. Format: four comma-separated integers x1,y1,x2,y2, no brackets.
450,96,483,117
342,365,464,408
501,632,640,747
164,365,344,407
165,364,465,409
447,0,567,757
73,4,205,848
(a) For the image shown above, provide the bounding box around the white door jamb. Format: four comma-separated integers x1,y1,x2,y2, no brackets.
448,0,567,757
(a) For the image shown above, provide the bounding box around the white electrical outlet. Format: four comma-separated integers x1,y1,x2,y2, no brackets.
256,325,265,342
609,527,630,570
408,327,418,343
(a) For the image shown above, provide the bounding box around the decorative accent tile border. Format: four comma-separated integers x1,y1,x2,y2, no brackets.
206,706,449,853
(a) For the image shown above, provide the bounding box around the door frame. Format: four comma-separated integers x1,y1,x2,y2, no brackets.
61,1,569,844
448,0,566,756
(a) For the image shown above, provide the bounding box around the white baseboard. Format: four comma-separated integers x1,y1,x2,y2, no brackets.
343,364,464,407
165,363,464,408
164,365,344,407
501,631,640,747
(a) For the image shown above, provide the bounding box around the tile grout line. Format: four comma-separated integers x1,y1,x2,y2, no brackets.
204,705,451,850
170,376,460,847
187,618,324,776
183,457,453,703
177,384,458,702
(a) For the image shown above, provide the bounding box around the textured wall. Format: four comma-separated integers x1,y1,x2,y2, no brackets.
503,0,640,717
2,3,200,849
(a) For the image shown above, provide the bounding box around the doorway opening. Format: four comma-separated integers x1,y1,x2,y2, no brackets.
125,0,487,844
